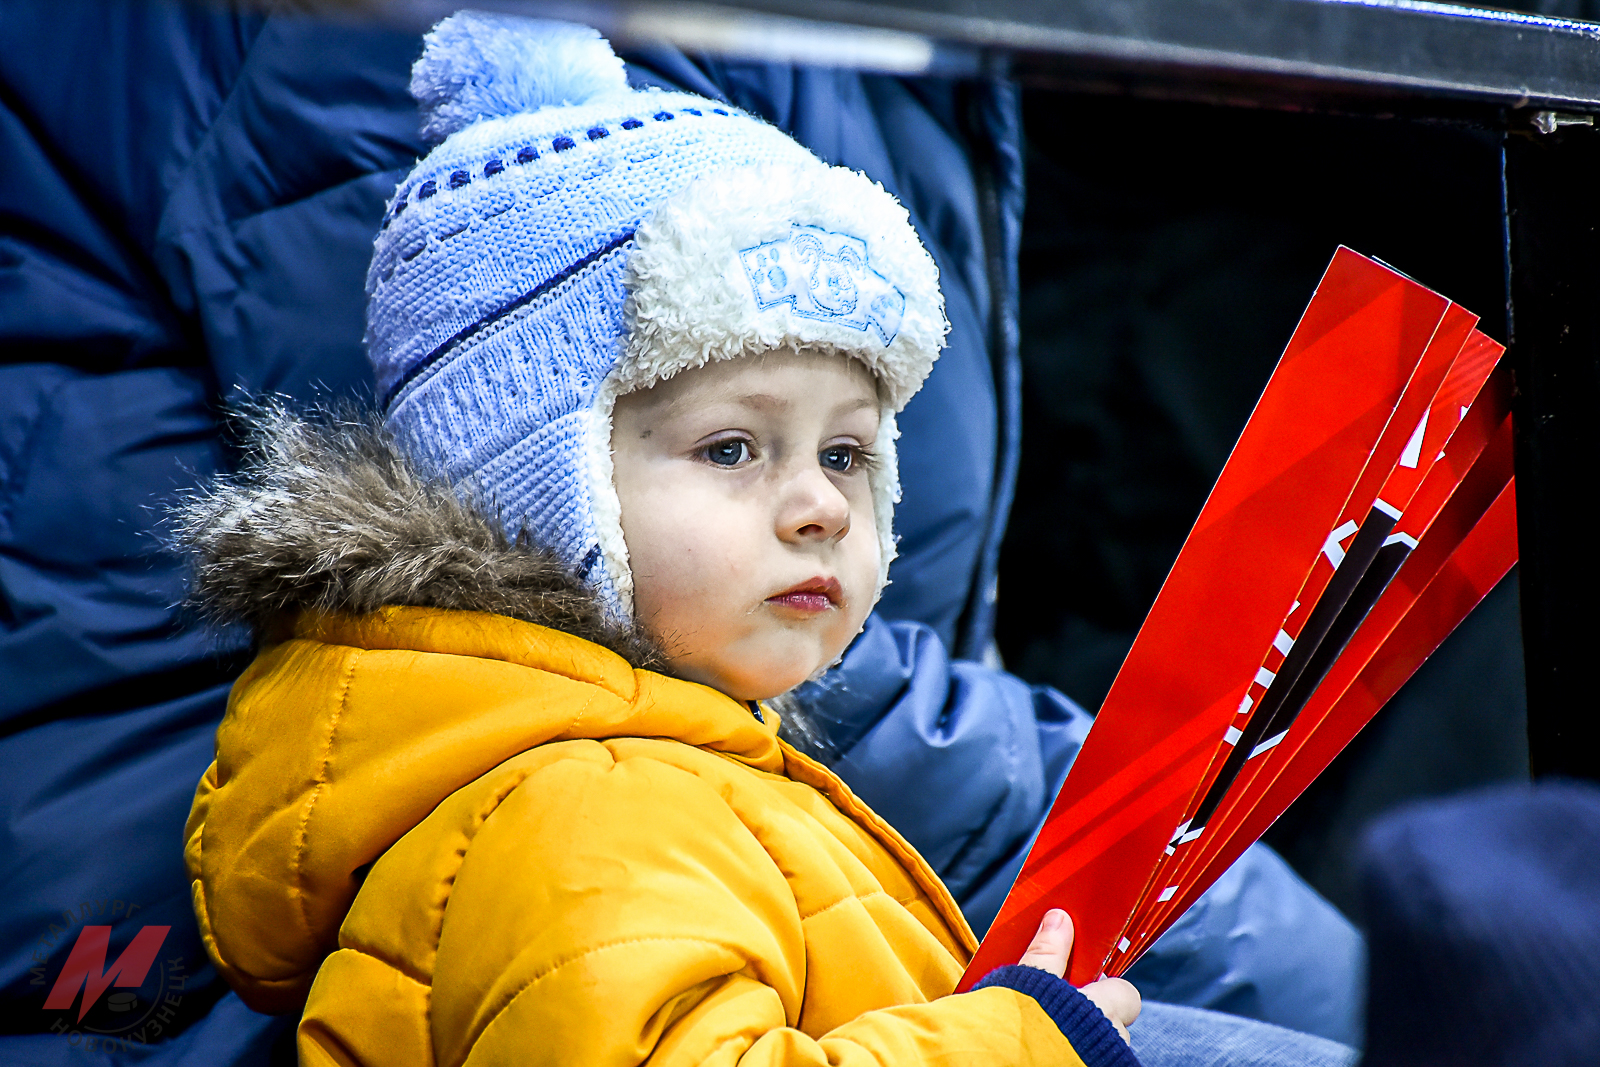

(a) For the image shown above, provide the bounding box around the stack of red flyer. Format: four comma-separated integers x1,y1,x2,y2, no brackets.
960,247,1517,989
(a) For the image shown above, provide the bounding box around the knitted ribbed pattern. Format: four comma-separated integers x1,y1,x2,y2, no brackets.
1359,781,1600,1067
974,965,1144,1067
369,98,816,409
365,13,945,614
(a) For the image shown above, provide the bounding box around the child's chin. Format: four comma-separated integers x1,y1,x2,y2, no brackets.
712,658,823,704
671,632,846,703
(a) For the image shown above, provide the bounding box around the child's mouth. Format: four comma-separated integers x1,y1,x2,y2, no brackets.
766,577,841,614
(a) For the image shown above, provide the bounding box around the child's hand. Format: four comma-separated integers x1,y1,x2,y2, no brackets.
1018,909,1142,1046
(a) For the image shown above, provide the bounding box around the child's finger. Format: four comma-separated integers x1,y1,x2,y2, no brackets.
1080,976,1141,1046
1016,908,1073,978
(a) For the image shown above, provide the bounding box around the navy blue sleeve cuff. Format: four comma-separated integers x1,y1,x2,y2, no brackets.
973,965,1142,1067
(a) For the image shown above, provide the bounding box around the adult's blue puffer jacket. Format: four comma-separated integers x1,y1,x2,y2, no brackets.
0,2,1361,1063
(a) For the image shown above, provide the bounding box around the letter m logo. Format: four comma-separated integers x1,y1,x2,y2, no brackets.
44,925,170,1021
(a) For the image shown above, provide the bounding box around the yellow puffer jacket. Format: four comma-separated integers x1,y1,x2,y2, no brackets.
185,606,1091,1067
176,414,1109,1067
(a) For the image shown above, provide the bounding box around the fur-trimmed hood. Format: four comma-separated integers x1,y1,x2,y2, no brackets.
172,403,664,670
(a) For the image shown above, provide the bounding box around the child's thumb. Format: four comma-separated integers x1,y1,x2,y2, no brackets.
1016,908,1073,978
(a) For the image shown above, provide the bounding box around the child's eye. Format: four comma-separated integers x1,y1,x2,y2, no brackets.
819,446,855,473
704,439,752,466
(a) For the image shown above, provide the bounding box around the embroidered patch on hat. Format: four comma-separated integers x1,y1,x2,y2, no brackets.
739,226,905,346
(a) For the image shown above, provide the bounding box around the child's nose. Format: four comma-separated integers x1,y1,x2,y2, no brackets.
778,467,851,543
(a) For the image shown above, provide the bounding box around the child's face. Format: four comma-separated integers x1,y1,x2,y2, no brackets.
612,349,882,701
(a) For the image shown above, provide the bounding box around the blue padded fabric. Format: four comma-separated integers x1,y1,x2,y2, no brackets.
0,2,1361,1061
0,6,1020,1059
1,4,421,1060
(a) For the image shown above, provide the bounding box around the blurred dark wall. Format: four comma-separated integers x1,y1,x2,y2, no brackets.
997,91,1528,918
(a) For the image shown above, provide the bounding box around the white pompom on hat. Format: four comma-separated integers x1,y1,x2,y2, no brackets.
410,15,629,143
367,10,947,617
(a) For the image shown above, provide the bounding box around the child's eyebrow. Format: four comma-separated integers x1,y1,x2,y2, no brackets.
832,396,880,416
667,392,878,417
721,392,789,413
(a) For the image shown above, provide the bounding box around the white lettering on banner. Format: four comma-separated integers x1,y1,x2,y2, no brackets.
1398,411,1428,468
1322,520,1360,567
1250,730,1289,758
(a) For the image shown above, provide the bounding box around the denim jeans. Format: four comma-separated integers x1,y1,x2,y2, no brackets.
1132,1002,1360,1067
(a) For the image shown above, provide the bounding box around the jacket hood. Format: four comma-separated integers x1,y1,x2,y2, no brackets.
172,402,664,670
177,406,799,1012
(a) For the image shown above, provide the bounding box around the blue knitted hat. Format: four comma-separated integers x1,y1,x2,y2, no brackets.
367,11,946,617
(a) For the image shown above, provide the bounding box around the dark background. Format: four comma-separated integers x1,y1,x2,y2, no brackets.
995,92,1530,917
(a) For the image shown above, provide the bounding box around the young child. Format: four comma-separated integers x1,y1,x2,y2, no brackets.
178,12,1141,1065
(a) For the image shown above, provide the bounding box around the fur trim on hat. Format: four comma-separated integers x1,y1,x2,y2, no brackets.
620,162,947,411
170,402,665,670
